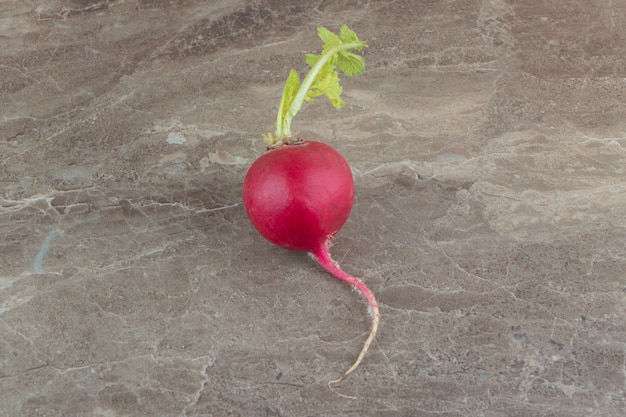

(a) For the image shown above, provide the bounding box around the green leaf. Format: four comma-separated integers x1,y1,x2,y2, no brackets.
275,69,300,137
337,25,367,76
317,26,341,49
306,60,345,108
305,53,320,68
339,24,360,45
279,69,300,115
336,51,365,76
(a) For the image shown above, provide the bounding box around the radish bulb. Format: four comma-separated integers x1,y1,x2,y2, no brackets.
243,141,354,253
242,25,379,397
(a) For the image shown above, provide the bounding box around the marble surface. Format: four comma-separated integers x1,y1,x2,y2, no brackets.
2,1,626,416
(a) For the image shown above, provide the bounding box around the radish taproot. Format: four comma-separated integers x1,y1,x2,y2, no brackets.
242,25,379,397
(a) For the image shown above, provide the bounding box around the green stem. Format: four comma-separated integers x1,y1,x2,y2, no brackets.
276,41,366,139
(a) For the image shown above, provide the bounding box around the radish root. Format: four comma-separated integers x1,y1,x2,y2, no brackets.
313,240,380,399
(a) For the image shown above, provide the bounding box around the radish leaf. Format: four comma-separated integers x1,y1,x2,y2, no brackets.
266,24,367,145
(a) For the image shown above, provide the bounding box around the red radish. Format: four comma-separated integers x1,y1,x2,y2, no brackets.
242,25,379,397
243,140,354,252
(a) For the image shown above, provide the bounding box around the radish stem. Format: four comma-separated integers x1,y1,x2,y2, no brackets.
313,240,380,398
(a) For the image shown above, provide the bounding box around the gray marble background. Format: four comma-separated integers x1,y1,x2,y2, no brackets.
1,1,625,416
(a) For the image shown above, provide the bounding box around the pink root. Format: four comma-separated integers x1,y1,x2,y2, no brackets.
313,240,380,398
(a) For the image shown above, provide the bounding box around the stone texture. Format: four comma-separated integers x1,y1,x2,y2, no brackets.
1,0,625,416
